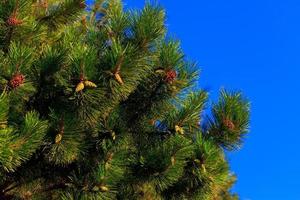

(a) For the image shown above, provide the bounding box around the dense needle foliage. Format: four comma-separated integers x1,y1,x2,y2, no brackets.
0,0,250,199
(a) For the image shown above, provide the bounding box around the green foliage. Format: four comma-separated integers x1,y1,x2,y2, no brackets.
0,93,9,124
162,91,208,135
45,111,88,165
0,1,250,199
37,0,85,30
0,109,48,172
206,90,250,150
161,133,230,199
134,135,194,191
131,2,166,47
105,0,129,36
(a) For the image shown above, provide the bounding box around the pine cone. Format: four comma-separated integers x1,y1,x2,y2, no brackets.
149,119,156,125
79,1,86,9
55,133,63,144
171,156,176,165
7,16,23,26
175,125,184,135
223,118,235,130
84,80,97,88
164,69,177,83
9,73,25,88
99,185,109,192
75,81,85,92
114,73,124,85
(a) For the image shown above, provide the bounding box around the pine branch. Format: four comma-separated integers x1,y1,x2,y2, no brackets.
0,93,9,127
0,111,48,172
205,90,250,150
37,0,84,30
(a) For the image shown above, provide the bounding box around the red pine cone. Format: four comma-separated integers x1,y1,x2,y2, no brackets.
79,1,86,9
7,16,23,26
9,73,25,88
223,118,235,130
164,69,177,83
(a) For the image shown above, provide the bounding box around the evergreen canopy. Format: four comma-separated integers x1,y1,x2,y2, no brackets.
0,0,250,199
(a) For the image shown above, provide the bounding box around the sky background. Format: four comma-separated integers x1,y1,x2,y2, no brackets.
123,1,300,199
89,0,300,199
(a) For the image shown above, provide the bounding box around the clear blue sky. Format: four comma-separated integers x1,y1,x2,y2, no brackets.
125,1,300,199
91,1,300,199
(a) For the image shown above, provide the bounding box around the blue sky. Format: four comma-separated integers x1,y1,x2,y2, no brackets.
124,1,300,199
90,1,300,199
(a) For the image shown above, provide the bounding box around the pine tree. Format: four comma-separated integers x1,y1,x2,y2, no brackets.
0,1,250,199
